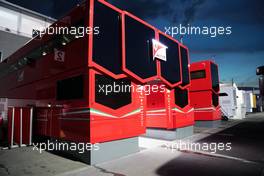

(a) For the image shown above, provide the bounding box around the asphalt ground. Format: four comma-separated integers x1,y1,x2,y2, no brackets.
0,112,264,176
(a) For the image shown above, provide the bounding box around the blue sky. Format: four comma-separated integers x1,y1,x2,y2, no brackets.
7,0,264,87
108,0,264,87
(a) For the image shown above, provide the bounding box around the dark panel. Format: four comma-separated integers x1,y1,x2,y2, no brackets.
95,74,132,109
190,70,206,80
93,1,122,74
159,34,181,84
180,47,190,86
57,75,84,100
212,92,219,107
125,15,156,79
259,76,264,96
256,65,264,75
174,87,188,108
211,63,219,92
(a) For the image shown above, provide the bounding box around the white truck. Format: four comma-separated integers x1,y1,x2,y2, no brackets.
219,83,246,119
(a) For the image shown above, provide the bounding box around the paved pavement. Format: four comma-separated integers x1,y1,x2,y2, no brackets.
0,147,88,176
1,113,264,176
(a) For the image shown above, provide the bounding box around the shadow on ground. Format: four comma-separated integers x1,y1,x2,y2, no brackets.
156,113,264,176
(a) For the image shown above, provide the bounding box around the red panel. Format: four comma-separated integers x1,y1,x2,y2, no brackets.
89,69,145,143
190,60,220,93
90,114,144,143
59,114,90,143
146,83,194,129
22,108,31,145
190,60,220,121
193,110,221,121
146,115,167,129
50,108,61,138
34,107,63,139
215,107,222,120
190,91,212,108
190,61,211,92
173,110,195,128
145,82,169,129
14,108,21,145
0,116,3,127
34,108,49,137
194,111,212,121
146,86,166,109
193,106,221,121
7,107,13,146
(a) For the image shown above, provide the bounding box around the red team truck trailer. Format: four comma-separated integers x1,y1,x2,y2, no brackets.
145,38,194,140
0,0,192,164
190,60,221,127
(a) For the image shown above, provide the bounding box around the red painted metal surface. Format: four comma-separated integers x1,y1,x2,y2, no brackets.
190,60,221,121
145,40,194,129
146,82,194,129
13,108,21,145
0,116,3,127
7,107,13,146
7,107,32,146
0,0,192,145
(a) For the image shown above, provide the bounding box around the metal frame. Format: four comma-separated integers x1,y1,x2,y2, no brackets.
8,106,33,148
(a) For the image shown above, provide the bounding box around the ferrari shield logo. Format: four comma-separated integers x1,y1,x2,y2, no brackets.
152,39,167,61
54,49,65,62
